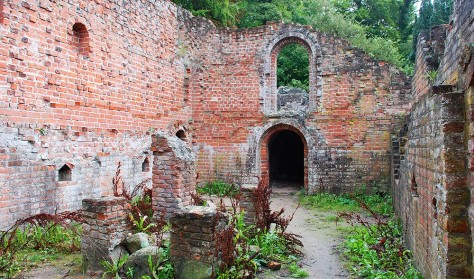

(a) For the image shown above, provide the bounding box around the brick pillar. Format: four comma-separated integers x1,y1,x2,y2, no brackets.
151,132,196,219
81,196,131,272
240,185,257,226
170,206,228,279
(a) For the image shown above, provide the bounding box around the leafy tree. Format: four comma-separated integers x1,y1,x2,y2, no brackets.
171,0,243,27
277,44,309,91
411,0,452,61
174,0,420,76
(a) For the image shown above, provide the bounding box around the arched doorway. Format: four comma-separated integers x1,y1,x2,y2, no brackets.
268,130,304,187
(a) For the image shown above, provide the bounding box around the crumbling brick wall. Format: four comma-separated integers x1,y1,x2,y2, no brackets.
0,0,195,229
393,0,474,277
0,0,411,229
188,22,411,193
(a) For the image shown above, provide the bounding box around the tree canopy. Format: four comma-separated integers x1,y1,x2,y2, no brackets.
172,0,454,86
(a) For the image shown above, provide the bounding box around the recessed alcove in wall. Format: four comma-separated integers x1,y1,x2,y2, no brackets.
176,130,187,142
58,164,73,181
142,157,150,172
71,22,90,56
411,173,418,197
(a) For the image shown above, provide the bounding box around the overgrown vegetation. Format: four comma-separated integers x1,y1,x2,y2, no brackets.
0,212,83,278
196,180,240,197
173,0,455,78
194,178,306,278
299,191,394,215
338,200,422,278
300,189,421,278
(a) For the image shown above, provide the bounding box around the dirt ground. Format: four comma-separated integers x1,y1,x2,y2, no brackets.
16,188,350,279
265,187,350,278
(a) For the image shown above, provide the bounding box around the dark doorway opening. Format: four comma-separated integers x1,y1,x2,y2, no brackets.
268,130,304,187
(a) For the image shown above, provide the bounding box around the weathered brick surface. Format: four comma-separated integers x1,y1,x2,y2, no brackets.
393,0,474,277
0,0,411,229
0,0,192,228
188,22,411,193
151,132,195,218
170,206,228,279
81,196,132,271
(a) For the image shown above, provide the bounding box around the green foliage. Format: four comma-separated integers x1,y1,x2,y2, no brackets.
143,242,174,279
343,220,422,278
288,262,309,278
129,213,157,233
427,70,438,81
171,0,243,26
239,0,414,74
196,181,240,197
101,255,128,279
174,0,416,75
412,0,452,61
299,192,394,215
277,44,309,91
1,213,82,278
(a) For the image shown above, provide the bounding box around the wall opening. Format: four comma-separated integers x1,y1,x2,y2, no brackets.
71,22,90,56
176,130,187,142
268,130,304,188
58,164,72,181
411,172,419,197
277,44,309,92
142,157,150,172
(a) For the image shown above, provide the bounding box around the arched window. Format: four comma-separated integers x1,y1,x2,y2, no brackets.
263,31,321,113
71,23,90,56
58,164,72,181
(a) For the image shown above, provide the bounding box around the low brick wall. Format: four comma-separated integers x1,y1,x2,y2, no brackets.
170,206,228,279
81,196,132,271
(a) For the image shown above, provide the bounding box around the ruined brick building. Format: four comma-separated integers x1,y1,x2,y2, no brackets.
391,0,474,277
0,0,472,277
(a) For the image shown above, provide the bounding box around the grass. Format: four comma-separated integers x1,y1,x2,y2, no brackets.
196,180,240,197
1,222,82,278
299,191,393,215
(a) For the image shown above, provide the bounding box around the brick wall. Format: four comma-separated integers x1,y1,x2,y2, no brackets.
393,0,474,277
0,0,194,228
0,0,412,228
188,23,411,193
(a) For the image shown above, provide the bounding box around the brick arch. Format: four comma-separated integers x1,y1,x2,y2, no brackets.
261,26,323,114
259,124,309,190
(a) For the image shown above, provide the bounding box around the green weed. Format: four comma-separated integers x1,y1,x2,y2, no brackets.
288,262,309,278
101,255,128,279
196,181,240,197
342,220,422,278
299,192,393,215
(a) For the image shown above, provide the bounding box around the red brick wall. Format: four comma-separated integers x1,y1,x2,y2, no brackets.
189,23,411,192
0,0,412,229
0,0,194,228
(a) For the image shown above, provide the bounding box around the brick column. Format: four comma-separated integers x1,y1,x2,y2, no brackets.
81,196,131,271
240,185,257,226
170,206,228,279
151,132,196,219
